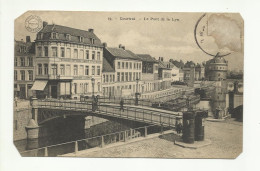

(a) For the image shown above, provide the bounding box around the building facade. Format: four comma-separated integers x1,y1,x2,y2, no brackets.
103,45,142,97
137,54,160,93
32,23,103,99
158,57,172,90
14,37,35,99
205,53,228,81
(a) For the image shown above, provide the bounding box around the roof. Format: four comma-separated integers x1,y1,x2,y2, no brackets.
171,60,184,69
38,24,102,46
105,47,140,60
184,61,196,68
102,58,115,72
158,61,171,70
137,54,158,63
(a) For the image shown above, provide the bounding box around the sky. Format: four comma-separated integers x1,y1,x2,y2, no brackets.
15,11,244,70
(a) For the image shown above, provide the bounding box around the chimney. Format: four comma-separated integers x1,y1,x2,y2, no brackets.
103,42,107,47
21,39,24,42
43,21,48,28
88,28,94,33
121,46,125,50
26,36,31,43
159,57,163,61
119,44,122,48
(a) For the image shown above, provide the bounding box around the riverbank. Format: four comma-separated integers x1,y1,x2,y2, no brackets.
61,118,242,158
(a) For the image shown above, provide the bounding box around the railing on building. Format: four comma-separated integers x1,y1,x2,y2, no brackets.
19,124,171,157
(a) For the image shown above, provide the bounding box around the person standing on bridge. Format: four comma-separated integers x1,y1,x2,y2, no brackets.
120,98,124,112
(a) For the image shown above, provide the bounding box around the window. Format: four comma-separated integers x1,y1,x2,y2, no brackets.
129,72,132,81
98,82,101,92
133,72,136,80
113,75,115,82
86,50,89,59
37,47,42,57
97,52,101,60
84,83,88,93
28,57,33,67
51,64,57,75
14,58,18,66
44,47,48,57
66,34,71,40
122,62,124,69
106,75,109,82
134,63,136,69
126,62,128,69
92,66,95,75
92,51,95,60
73,49,78,58
118,62,120,69
52,32,58,39
74,83,77,94
38,64,42,75
20,70,25,80
28,70,33,81
90,38,94,44
73,65,78,75
117,72,120,82
79,36,84,42
121,72,124,81
20,57,25,67
80,83,84,94
66,48,71,58
110,75,112,82
130,62,132,69
44,64,48,75
60,65,65,75
85,66,89,75
125,72,128,81
61,47,65,57
97,66,101,75
79,65,84,76
14,70,17,80
66,65,71,76
79,50,84,59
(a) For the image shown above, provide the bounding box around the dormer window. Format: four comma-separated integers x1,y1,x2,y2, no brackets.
51,32,58,39
66,34,71,40
37,33,43,40
79,36,84,42
90,38,94,44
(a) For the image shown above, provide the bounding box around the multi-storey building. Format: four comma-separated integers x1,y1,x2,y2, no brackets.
103,44,142,97
102,57,116,97
137,54,160,92
195,63,205,81
32,23,103,99
205,53,228,81
14,36,35,99
158,57,172,90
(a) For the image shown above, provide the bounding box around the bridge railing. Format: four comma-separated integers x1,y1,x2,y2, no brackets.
34,99,181,127
19,124,171,157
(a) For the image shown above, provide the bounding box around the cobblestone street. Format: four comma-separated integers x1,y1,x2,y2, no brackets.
75,118,242,158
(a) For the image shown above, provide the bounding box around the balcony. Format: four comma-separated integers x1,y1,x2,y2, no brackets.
35,74,73,80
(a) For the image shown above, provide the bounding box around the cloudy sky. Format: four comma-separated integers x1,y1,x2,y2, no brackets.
15,11,244,70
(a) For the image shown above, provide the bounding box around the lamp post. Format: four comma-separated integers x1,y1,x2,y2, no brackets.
135,78,140,106
91,78,95,98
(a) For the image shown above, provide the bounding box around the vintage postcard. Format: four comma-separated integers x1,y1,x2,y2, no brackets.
13,11,243,158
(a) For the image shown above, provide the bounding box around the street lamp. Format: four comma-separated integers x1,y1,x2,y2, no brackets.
135,78,140,106
91,77,95,98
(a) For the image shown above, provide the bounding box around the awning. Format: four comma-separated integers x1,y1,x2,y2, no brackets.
31,80,48,91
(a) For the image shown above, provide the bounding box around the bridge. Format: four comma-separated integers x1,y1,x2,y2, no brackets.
32,99,182,126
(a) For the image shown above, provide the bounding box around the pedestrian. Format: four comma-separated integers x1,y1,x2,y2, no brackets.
176,121,183,134
120,98,124,112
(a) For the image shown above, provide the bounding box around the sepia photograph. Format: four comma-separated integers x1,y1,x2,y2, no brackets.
11,11,245,159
